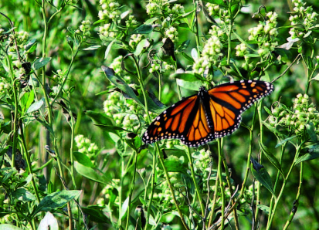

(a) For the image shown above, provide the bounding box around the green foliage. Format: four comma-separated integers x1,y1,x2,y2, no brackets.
0,0,319,229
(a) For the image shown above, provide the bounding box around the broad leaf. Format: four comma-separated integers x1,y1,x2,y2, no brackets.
250,158,275,196
32,190,81,217
33,57,51,70
38,212,59,230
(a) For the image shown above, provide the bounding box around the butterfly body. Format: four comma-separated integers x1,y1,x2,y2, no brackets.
142,80,273,147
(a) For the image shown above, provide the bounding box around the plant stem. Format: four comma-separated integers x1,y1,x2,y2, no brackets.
217,139,225,229
156,144,190,230
125,150,138,230
266,145,303,229
186,147,205,216
283,162,303,230
20,125,41,202
220,150,240,229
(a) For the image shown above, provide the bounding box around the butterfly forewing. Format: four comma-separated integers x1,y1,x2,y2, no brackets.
142,95,199,144
208,80,273,138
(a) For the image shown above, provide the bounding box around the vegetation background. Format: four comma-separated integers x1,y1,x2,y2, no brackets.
1,0,319,229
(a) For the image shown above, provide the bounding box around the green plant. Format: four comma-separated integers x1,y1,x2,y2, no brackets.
1,0,319,229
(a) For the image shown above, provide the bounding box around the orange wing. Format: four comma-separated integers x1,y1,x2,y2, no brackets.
142,94,214,146
208,80,273,139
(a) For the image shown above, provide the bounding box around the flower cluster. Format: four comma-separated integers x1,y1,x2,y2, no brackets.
129,34,144,49
99,23,116,41
125,15,138,28
75,134,99,159
206,3,230,24
235,43,248,57
76,20,92,40
193,35,223,75
146,0,169,15
8,31,29,49
165,27,178,42
168,4,185,17
97,179,120,206
149,60,161,73
267,94,319,137
98,0,121,20
103,91,147,131
247,11,279,57
0,81,10,95
288,0,318,39
209,25,226,38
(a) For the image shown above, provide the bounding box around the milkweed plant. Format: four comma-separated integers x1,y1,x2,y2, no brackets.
0,0,319,229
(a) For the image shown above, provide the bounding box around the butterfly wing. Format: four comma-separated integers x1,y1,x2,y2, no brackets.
207,80,273,139
143,80,273,147
142,93,213,146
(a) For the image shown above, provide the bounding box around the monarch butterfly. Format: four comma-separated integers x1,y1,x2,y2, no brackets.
142,80,273,147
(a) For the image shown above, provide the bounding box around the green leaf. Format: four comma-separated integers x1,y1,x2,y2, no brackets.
12,188,36,202
95,124,128,134
132,24,153,34
257,205,270,215
73,151,94,168
82,206,112,223
259,142,284,176
120,197,129,220
32,190,81,217
204,0,227,6
295,153,319,164
85,110,113,125
263,106,272,115
74,162,111,184
105,40,115,59
306,123,317,142
176,40,190,52
171,72,202,91
134,39,150,56
83,45,101,51
0,225,22,230
275,136,296,148
33,57,51,70
26,98,44,114
25,39,37,53
262,121,286,137
311,73,319,81
250,158,275,196
101,66,142,105
159,155,187,173
38,212,59,230
20,91,35,114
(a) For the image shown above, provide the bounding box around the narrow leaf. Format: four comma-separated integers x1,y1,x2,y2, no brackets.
259,142,284,176
105,40,115,59
120,197,129,220
295,153,319,164
275,136,296,148
74,162,111,184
